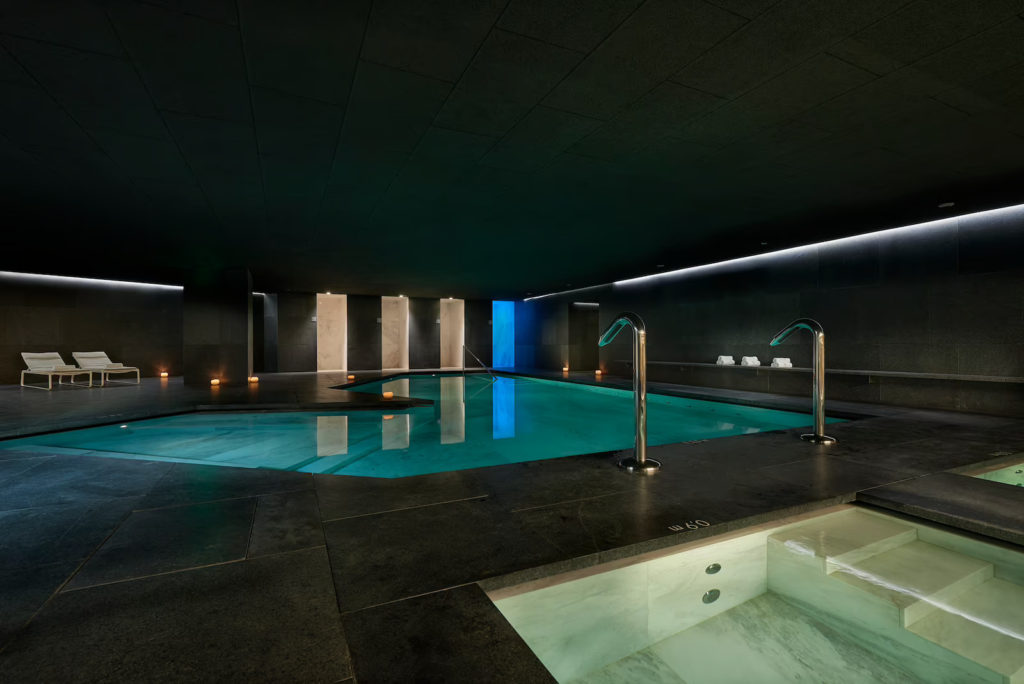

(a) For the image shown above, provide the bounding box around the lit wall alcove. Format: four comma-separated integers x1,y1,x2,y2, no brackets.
381,296,410,372
316,293,347,371
440,298,465,369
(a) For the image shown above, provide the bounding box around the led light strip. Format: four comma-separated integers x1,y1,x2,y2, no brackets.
524,202,1024,300
0,270,183,291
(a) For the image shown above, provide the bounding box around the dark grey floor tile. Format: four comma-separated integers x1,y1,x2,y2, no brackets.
0,548,351,683
0,449,54,462
68,498,256,589
473,452,638,512
0,455,170,511
138,462,313,509
759,456,914,498
859,472,1024,547
342,584,555,684
837,435,1021,475
324,498,593,613
0,562,77,648
0,455,52,482
0,497,139,571
315,470,487,521
248,489,324,558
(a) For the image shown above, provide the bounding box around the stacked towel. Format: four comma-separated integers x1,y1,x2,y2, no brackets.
771,357,793,368
741,356,760,366
715,355,735,366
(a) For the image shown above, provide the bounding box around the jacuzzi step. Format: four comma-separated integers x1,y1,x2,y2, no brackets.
768,509,917,573
909,578,1024,683
830,540,993,626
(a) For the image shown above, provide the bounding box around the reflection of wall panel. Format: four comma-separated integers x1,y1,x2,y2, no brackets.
382,414,411,450
440,376,465,444
316,294,347,371
381,296,410,370
492,376,515,440
440,298,465,368
316,415,348,457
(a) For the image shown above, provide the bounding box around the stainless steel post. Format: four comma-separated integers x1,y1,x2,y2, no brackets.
599,312,660,473
770,318,836,445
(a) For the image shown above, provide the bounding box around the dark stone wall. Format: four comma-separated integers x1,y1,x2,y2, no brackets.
409,297,440,369
347,295,382,371
517,208,1024,415
464,299,492,367
276,292,317,372
515,297,566,370
182,268,251,386
260,294,279,373
568,303,600,371
0,274,183,384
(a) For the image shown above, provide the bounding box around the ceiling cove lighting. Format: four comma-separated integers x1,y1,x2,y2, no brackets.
524,202,1024,299
0,271,183,291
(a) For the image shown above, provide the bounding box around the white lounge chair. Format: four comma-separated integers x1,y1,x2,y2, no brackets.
21,352,94,390
72,352,141,386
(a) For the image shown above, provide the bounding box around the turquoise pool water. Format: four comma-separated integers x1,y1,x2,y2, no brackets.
1,374,836,478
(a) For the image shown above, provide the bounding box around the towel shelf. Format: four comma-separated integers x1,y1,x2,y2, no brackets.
613,360,1024,384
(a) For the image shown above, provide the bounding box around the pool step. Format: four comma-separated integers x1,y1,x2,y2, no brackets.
831,540,993,626
908,578,1024,683
767,508,918,573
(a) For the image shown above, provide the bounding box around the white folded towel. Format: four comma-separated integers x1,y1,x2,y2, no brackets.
715,355,735,366
771,357,792,368
741,356,760,366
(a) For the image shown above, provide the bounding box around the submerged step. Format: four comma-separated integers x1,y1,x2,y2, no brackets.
909,578,1024,683
768,509,917,573
831,540,993,626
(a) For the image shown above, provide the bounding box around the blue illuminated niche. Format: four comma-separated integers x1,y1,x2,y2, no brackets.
492,300,515,369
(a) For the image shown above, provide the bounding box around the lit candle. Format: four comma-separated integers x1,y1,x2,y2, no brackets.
159,371,168,378
382,391,394,399
562,365,569,372
347,374,355,380
595,369,602,376
383,415,394,420
248,376,259,383
210,378,220,386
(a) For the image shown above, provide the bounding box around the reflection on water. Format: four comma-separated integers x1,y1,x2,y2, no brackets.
382,413,410,450
440,376,465,444
493,376,516,440
316,415,347,456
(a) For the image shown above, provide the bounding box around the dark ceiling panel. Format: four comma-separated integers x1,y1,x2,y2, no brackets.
0,0,124,56
238,0,369,104
481,106,602,171
543,0,746,120
3,36,166,138
89,128,194,182
672,0,903,99
434,29,582,138
829,0,1024,76
498,0,645,54
361,0,506,82
107,1,250,122
141,0,239,26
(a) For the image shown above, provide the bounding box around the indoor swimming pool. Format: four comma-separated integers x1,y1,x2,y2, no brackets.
492,506,1024,683
0,374,837,478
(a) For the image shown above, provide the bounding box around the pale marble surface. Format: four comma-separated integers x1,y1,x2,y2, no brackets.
833,540,992,624
569,647,686,684
440,298,464,368
910,578,1024,680
651,593,926,684
316,294,347,371
768,508,916,573
381,296,409,370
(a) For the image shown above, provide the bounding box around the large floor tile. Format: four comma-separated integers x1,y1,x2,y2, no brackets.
0,497,139,571
314,469,486,521
137,462,313,509
760,455,914,498
248,489,324,558
0,455,170,511
324,498,594,613
67,498,256,589
0,547,351,683
0,455,52,482
0,561,77,648
342,584,555,683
